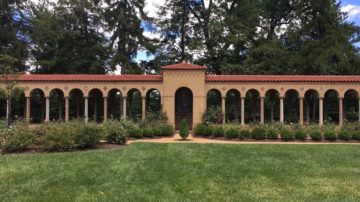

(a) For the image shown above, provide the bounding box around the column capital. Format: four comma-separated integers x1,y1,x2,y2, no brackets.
279,96,285,99
45,96,50,99
298,97,304,100
318,97,324,100
221,96,226,99
338,96,344,99
103,96,108,99
240,96,246,99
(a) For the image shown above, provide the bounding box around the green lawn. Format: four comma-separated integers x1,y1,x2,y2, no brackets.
1,143,360,201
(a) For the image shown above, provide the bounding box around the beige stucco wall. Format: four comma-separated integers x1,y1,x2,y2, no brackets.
5,69,360,128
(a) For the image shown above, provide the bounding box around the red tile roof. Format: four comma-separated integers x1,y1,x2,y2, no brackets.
161,60,207,70
18,74,163,82
205,75,360,82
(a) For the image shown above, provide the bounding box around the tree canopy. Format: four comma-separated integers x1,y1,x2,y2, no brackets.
0,0,359,75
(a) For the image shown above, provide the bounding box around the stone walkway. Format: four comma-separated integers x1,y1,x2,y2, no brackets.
127,134,360,145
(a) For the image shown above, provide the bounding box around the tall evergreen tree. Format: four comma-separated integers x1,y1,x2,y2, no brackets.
29,0,109,74
156,0,194,64
0,0,28,72
103,0,155,74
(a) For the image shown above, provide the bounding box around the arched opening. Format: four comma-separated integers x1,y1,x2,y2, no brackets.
0,89,6,119
89,89,103,123
69,89,84,120
265,89,280,123
344,89,358,122
284,89,299,123
245,89,260,123
146,88,161,114
49,89,65,121
175,87,193,130
30,89,45,123
10,88,25,121
107,89,122,120
206,89,221,110
304,89,319,124
225,89,241,123
127,89,142,121
324,89,339,123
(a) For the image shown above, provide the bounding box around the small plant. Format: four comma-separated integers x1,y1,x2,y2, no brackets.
225,127,239,139
280,128,295,141
41,123,77,151
129,129,143,138
266,128,278,140
161,125,174,136
105,128,127,145
295,129,307,140
324,130,337,141
239,129,251,139
204,125,214,137
310,130,322,141
74,124,102,149
338,130,351,141
179,119,189,140
251,127,266,140
212,126,225,137
194,124,206,136
152,127,162,136
143,128,154,138
1,122,33,154
352,131,360,141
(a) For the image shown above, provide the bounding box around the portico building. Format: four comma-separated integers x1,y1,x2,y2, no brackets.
5,61,360,129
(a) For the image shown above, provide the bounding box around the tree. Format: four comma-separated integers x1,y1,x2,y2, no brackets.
28,0,109,74
0,55,23,126
103,0,155,74
179,118,189,140
156,0,194,64
288,0,360,75
0,0,29,72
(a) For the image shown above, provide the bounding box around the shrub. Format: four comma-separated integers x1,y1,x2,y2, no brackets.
225,127,239,139
1,123,33,154
41,123,77,151
203,125,214,137
251,127,266,140
202,106,223,124
280,128,295,141
160,125,174,136
352,131,360,141
266,128,278,140
74,124,102,149
295,130,307,140
212,126,225,137
179,119,189,140
152,127,162,136
338,130,351,141
143,128,154,138
324,130,337,141
105,127,127,145
239,129,251,139
194,124,206,136
129,129,143,138
310,130,322,141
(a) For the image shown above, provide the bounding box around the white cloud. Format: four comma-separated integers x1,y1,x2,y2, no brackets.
341,4,360,20
144,0,165,19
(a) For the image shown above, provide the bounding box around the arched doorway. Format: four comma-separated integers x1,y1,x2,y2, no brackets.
175,87,193,130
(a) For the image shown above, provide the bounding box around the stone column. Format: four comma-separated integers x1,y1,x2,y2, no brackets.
142,96,146,121
103,97,108,122
222,96,226,125
280,97,284,123
241,97,245,126
6,98,9,120
26,97,30,122
84,97,88,123
45,96,50,121
319,97,323,126
339,97,343,127
122,97,127,119
260,97,264,124
299,97,304,125
359,98,360,122
65,97,69,122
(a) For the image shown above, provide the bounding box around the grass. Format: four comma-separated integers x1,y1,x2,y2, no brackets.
1,143,360,201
